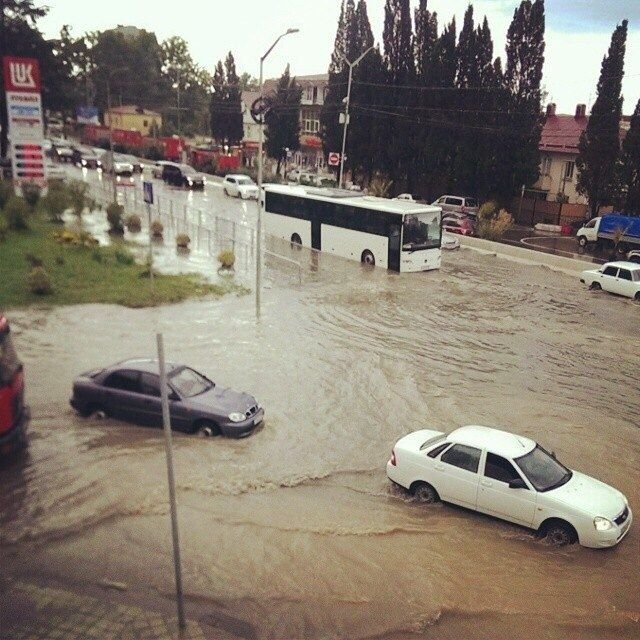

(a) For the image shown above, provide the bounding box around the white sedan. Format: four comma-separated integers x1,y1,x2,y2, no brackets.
387,425,632,548
223,174,259,199
580,261,640,300
441,231,460,250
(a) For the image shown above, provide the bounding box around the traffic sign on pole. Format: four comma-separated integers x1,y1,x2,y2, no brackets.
328,152,340,167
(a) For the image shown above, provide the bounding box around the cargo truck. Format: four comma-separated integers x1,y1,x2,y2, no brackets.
576,214,640,255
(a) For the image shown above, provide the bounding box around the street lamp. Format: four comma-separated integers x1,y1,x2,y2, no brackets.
339,46,374,189
106,67,127,203
256,27,299,319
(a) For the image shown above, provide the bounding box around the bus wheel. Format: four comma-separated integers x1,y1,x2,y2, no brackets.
361,250,375,266
290,233,302,247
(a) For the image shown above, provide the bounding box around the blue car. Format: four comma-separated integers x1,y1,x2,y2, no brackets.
70,359,264,438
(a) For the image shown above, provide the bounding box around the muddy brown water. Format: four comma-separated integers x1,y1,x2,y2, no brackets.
2,214,639,638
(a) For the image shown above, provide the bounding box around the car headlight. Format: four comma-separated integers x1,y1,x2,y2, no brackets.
81,159,87,166
187,179,193,185
594,516,614,531
228,412,246,423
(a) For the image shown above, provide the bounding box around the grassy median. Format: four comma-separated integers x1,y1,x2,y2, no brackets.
0,215,245,309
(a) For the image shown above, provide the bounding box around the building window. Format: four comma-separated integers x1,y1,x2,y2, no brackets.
312,86,318,103
323,86,329,101
306,87,313,101
143,119,148,127
302,119,320,134
542,156,551,176
564,161,575,180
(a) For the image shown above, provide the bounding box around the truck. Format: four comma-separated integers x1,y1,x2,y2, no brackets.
0,315,29,456
576,214,640,255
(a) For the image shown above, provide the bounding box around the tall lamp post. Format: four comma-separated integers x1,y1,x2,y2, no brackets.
106,67,127,203
339,46,374,189
256,27,299,319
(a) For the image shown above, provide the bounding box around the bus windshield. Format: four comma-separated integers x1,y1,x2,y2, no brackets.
402,212,441,251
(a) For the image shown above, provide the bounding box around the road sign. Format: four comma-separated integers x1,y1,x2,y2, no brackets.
143,181,154,204
328,152,341,167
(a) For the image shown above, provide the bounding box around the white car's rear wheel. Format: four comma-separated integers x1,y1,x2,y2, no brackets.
411,482,439,504
589,282,601,290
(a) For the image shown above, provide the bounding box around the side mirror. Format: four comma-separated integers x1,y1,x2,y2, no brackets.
508,478,527,489
551,450,557,459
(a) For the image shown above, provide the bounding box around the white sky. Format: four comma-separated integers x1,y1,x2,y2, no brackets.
38,0,640,115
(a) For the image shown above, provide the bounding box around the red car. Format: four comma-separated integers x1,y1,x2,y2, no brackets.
442,218,474,236
0,315,29,455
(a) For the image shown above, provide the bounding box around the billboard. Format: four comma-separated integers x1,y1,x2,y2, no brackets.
76,106,99,125
2,56,47,192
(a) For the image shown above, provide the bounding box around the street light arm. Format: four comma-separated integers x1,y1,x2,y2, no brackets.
346,45,375,69
261,28,299,63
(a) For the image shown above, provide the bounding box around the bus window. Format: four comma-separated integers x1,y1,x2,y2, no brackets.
402,213,440,250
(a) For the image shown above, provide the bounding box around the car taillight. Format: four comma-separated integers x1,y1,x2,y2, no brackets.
390,449,397,466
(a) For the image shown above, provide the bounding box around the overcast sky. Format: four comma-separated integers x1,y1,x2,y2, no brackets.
38,0,640,115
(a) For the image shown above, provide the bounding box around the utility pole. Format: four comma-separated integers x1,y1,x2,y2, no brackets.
106,68,126,204
256,28,299,319
339,46,374,189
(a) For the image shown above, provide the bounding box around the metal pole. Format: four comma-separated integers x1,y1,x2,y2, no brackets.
156,333,185,632
147,202,154,288
256,55,264,319
339,64,353,190
107,80,117,204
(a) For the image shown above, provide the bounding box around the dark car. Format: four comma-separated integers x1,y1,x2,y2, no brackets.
0,315,29,456
70,359,264,438
71,146,102,169
162,163,205,189
442,218,474,236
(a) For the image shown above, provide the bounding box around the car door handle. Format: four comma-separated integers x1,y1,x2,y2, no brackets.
434,464,444,471
481,479,493,487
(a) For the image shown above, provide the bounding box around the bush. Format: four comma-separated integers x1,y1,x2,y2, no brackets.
477,209,514,240
106,202,125,234
368,176,393,197
4,196,30,230
66,180,90,218
0,179,13,208
150,220,164,238
42,188,69,223
217,248,235,269
53,229,99,247
114,249,135,265
21,183,41,210
176,233,190,248
28,266,53,295
477,200,498,221
125,214,142,232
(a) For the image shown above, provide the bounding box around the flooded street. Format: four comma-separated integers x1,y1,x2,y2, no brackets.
2,170,640,639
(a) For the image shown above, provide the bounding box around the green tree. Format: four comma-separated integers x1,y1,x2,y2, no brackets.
265,65,302,174
500,0,546,200
620,98,640,214
576,20,628,216
223,52,243,145
239,72,258,91
209,61,226,142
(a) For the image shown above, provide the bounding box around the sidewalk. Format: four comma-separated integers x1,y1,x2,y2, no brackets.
1,578,206,640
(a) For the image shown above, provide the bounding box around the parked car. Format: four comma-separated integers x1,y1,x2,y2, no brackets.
394,193,418,202
51,139,74,163
223,174,259,199
387,425,632,548
0,314,29,456
286,168,302,182
442,218,474,236
102,153,134,177
162,163,206,189
70,359,264,438
441,231,461,250
71,146,102,169
442,212,475,225
580,261,640,300
121,154,144,173
432,195,479,218
626,249,640,264
151,160,174,179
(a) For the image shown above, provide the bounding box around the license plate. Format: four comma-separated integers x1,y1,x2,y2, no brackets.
254,416,263,426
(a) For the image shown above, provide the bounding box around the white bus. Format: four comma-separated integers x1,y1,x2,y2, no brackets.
262,185,442,272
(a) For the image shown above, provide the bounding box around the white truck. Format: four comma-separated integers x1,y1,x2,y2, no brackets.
576,214,640,255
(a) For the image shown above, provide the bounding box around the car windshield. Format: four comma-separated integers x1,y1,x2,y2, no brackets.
169,367,213,397
465,198,478,207
237,178,254,186
402,212,441,251
514,445,572,492
181,165,197,175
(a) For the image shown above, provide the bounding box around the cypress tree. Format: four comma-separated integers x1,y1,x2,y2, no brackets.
620,98,640,214
265,65,302,175
320,1,349,161
209,60,226,142
382,0,415,189
577,20,628,216
223,52,243,145
501,0,546,200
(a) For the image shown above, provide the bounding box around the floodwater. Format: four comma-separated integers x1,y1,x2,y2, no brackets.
2,172,640,639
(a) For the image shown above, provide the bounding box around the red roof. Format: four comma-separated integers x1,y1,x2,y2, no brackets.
539,114,588,154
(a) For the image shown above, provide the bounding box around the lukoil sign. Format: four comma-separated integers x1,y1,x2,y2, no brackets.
3,57,41,93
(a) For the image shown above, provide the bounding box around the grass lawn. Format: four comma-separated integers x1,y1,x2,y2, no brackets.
0,216,247,309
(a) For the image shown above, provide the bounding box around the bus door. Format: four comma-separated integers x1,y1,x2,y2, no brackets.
388,222,401,271
311,220,321,251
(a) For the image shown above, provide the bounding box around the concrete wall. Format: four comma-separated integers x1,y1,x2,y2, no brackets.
458,235,596,275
